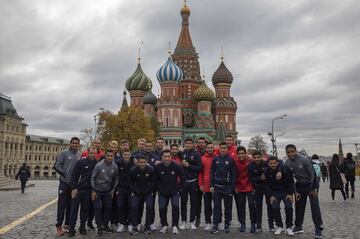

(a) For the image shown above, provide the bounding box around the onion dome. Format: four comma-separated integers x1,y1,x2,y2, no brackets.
180,2,190,15
156,57,183,83
125,63,151,91
193,80,215,102
212,61,233,85
143,90,157,105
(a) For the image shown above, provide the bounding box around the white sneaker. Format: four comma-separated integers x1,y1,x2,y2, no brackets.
274,227,284,235
110,223,117,231
160,226,168,233
128,225,133,233
150,223,157,231
190,222,197,230
204,223,212,231
116,224,125,233
137,224,143,232
218,223,224,231
179,221,187,230
286,228,294,236
172,226,179,234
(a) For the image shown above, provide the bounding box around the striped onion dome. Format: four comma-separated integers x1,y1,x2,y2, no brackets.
143,90,157,105
193,80,215,102
156,57,183,83
212,61,233,85
125,63,151,91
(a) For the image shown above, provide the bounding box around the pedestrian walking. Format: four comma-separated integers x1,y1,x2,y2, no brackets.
329,154,346,201
342,152,356,198
15,162,31,193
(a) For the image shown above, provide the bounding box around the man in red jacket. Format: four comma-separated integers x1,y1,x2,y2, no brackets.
214,135,237,159
170,144,181,165
81,139,104,161
234,146,256,233
198,142,216,231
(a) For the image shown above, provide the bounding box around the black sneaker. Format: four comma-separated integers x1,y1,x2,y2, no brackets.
68,229,75,237
346,194,349,199
144,227,152,235
256,225,263,232
195,218,201,228
293,226,304,234
87,223,95,230
351,192,355,198
224,225,230,234
211,226,219,234
97,228,103,236
102,226,113,233
79,227,87,235
131,228,139,235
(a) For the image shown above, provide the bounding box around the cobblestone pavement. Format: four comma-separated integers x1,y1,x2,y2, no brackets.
1,180,360,239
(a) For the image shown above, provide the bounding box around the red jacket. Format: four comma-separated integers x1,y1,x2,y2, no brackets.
198,152,215,192
235,156,254,192
171,155,181,165
214,144,237,160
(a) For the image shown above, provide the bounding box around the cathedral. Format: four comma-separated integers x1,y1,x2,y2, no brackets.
123,2,238,147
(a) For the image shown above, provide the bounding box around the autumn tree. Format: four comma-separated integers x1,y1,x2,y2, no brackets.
98,107,155,150
248,135,268,155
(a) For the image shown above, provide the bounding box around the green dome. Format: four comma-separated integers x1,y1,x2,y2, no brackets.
143,90,157,105
125,63,151,91
193,80,215,102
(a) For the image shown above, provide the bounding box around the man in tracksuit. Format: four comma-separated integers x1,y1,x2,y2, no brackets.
179,138,202,230
115,150,134,233
248,150,274,232
54,137,81,236
198,142,215,231
131,138,147,164
155,149,184,234
210,142,236,234
285,144,323,238
170,144,181,164
264,156,295,236
129,154,156,235
91,149,119,236
195,137,206,227
154,137,164,158
68,147,98,236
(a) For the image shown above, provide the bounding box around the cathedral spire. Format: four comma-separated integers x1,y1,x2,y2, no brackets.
121,90,128,110
339,138,344,161
175,0,194,53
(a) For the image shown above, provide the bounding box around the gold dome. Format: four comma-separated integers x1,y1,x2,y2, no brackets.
194,80,215,102
180,2,190,15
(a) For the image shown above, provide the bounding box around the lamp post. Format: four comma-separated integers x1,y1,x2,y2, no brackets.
269,114,287,158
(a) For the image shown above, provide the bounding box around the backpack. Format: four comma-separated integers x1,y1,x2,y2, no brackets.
345,161,356,177
313,163,321,178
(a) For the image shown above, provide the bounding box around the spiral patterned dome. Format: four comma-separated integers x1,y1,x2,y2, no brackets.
193,80,215,102
157,57,183,83
143,90,157,105
125,63,151,91
212,61,233,85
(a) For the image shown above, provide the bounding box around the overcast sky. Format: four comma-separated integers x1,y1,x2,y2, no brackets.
1,0,359,156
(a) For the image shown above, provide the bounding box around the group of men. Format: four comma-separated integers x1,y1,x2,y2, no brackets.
53,135,324,238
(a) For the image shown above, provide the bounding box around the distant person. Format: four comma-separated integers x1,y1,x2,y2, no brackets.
342,153,356,198
329,154,346,201
311,154,321,188
15,162,31,193
320,163,328,182
81,139,104,160
54,137,81,236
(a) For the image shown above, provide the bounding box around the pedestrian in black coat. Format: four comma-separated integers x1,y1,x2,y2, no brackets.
329,154,346,201
15,163,31,193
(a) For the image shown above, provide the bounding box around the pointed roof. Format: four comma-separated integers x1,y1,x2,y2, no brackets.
121,90,128,110
174,1,195,54
339,138,344,155
214,121,227,142
212,60,233,85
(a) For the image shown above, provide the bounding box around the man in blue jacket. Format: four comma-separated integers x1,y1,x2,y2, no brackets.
54,137,81,236
210,142,236,234
129,154,156,235
68,146,98,236
265,156,295,236
178,138,202,230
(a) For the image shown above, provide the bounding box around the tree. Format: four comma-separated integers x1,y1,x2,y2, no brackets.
248,135,268,155
80,128,93,149
98,107,155,150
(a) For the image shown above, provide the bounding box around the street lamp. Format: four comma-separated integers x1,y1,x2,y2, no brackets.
269,114,287,158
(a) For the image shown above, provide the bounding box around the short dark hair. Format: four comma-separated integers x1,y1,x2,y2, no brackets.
170,144,178,148
105,149,114,155
219,142,227,147
198,137,206,141
285,144,297,151
70,137,80,143
252,150,261,157
206,141,213,146
268,155,278,161
161,149,171,158
156,137,164,142
137,154,148,161
311,154,319,159
120,139,129,144
225,135,233,139
184,137,193,143
347,152,353,158
237,146,246,153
